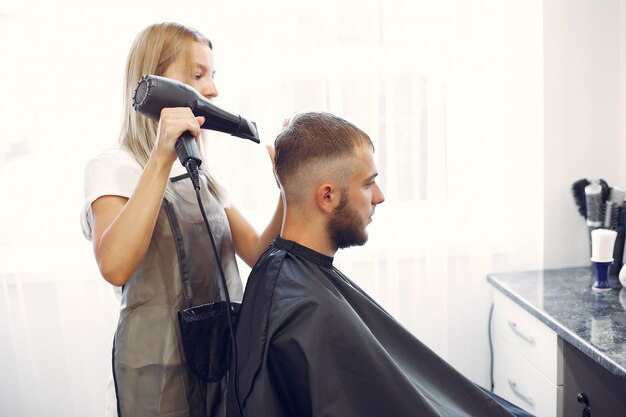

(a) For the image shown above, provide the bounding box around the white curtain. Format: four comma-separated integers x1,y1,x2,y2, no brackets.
0,0,544,415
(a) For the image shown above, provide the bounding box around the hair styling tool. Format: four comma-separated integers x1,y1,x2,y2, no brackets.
132,74,260,189
601,187,625,230
604,201,616,229
585,182,604,228
609,186,625,207
572,178,590,218
598,179,611,202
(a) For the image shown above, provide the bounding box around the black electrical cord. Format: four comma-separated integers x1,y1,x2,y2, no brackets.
186,159,244,417
488,302,495,392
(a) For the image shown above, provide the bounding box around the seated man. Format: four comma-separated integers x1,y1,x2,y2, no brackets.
227,112,532,417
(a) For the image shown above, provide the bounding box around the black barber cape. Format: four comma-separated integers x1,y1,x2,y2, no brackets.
227,237,526,417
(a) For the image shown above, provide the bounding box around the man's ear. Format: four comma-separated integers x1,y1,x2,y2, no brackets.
315,183,340,214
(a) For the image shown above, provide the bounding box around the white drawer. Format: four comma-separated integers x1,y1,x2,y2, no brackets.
492,291,563,385
493,333,563,417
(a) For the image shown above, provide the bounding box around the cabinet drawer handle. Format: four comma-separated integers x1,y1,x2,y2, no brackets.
507,320,535,345
508,379,535,408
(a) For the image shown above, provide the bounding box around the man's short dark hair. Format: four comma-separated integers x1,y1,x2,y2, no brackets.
274,112,373,190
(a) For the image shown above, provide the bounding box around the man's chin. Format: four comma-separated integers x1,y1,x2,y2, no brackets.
334,232,368,249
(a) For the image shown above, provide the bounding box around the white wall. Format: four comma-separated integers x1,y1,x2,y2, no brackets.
543,0,625,269
621,1,626,189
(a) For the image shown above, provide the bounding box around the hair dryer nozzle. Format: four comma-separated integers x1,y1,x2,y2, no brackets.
233,118,260,143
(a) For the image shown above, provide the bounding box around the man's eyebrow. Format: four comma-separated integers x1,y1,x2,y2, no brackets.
365,173,379,182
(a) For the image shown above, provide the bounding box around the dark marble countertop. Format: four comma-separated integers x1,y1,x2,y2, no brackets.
487,267,626,379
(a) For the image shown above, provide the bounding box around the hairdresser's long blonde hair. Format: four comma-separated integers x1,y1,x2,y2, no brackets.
120,22,225,202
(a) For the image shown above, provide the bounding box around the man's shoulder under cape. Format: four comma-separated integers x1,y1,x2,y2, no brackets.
228,237,529,417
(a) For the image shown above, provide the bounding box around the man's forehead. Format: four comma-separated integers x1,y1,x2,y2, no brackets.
355,144,377,168
340,147,374,185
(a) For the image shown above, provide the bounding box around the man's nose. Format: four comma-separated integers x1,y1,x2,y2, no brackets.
373,183,385,205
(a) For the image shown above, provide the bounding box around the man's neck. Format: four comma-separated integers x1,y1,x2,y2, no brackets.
280,216,337,257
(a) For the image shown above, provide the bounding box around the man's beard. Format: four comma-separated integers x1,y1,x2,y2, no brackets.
328,191,368,249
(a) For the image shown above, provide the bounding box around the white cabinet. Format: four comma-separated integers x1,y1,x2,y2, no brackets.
491,291,564,417
489,268,626,416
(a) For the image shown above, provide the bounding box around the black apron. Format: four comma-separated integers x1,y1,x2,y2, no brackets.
113,172,242,417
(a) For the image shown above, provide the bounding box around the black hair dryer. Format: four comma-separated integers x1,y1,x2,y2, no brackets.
132,74,260,169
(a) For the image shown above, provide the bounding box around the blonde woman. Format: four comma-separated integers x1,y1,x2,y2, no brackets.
81,22,282,417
